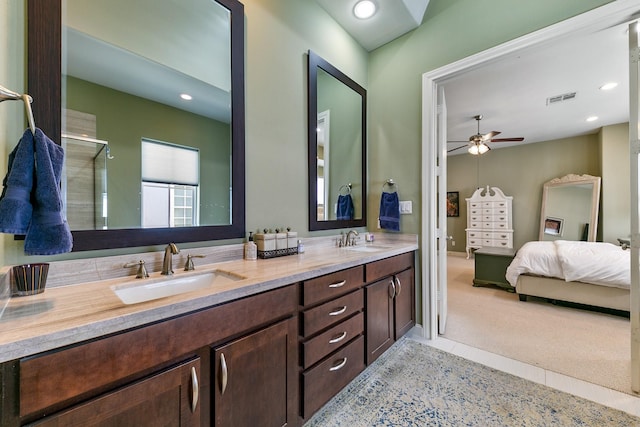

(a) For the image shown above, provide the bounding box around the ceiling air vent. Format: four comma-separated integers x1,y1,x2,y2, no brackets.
546,92,577,105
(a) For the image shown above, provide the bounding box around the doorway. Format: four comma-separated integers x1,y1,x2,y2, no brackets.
421,0,640,391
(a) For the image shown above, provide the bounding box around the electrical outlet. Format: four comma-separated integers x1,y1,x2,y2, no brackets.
399,201,412,214
452,240,455,246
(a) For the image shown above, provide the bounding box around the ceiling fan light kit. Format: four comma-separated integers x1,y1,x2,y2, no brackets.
468,143,489,155
448,114,524,155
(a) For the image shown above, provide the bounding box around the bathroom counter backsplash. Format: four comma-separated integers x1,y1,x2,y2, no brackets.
0,233,417,363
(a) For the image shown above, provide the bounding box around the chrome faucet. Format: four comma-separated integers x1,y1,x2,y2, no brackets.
345,230,359,246
161,243,180,275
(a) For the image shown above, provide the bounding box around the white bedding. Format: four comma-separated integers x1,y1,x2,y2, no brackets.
505,240,630,290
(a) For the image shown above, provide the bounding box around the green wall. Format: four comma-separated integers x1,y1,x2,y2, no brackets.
0,0,614,268
366,0,612,236
447,134,601,252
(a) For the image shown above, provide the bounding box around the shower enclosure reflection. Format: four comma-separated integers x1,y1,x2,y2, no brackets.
62,133,110,231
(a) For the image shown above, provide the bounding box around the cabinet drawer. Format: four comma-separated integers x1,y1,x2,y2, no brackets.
302,266,364,306
302,335,365,418
365,252,414,283
469,202,481,209
302,289,363,337
301,312,364,369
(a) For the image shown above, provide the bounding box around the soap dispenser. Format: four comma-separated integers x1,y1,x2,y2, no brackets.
244,232,257,260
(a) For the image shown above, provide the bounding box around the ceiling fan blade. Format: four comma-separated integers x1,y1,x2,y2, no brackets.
490,137,525,142
447,145,467,153
447,140,469,143
482,131,500,140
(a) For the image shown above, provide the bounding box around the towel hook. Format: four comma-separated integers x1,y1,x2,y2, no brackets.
0,84,36,134
339,183,352,195
383,179,398,192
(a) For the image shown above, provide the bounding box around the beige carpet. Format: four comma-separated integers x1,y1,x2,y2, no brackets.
443,253,632,394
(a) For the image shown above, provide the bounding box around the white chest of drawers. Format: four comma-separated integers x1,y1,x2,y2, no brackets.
465,186,513,258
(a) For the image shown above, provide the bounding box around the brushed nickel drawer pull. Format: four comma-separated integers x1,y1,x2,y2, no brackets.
190,366,199,412
329,357,348,371
388,280,396,299
395,277,402,296
329,306,347,316
220,353,228,395
329,331,347,344
329,280,347,288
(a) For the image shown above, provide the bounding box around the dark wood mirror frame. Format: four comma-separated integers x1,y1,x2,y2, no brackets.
307,50,367,231
26,0,245,251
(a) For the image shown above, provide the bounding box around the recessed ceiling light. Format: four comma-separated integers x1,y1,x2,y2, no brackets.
599,82,618,91
180,93,193,101
353,0,376,19
586,116,598,122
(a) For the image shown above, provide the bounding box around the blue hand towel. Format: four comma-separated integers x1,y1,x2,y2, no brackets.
25,128,73,255
379,191,400,231
337,194,354,220
0,129,34,234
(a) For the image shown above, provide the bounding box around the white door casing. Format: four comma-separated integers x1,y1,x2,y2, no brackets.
628,19,640,393
420,4,640,394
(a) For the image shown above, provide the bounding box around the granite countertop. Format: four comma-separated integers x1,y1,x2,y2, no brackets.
0,234,418,363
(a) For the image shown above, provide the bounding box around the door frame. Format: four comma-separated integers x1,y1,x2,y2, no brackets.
421,0,640,343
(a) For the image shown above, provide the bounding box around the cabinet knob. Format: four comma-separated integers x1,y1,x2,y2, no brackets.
395,277,402,296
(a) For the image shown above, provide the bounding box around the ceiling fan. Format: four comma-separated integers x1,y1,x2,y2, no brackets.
447,115,524,155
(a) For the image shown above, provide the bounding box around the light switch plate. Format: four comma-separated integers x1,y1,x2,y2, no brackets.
399,201,412,214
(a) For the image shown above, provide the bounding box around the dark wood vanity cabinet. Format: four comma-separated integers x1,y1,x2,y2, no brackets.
0,249,417,426
7,285,298,427
25,357,202,427
212,317,297,427
365,252,415,364
299,265,366,420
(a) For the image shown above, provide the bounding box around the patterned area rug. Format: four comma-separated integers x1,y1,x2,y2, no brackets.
304,338,640,426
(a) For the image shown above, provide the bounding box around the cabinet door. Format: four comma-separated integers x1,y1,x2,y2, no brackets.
365,277,394,364
29,358,201,427
213,317,297,427
394,268,415,339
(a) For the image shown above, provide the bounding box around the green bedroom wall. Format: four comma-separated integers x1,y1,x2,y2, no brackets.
0,0,614,268
446,133,602,252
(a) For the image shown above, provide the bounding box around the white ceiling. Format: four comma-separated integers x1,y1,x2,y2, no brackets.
316,0,430,51
442,19,632,155
318,0,640,156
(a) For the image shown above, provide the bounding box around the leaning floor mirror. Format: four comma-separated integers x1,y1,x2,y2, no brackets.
539,174,601,241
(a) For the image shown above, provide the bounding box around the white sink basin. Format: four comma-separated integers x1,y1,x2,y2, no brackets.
112,270,245,305
343,244,392,253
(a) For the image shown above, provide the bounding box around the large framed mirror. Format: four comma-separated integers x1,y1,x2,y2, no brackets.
539,174,601,242
307,51,367,231
27,0,245,251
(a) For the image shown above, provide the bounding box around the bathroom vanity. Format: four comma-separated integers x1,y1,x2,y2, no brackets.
0,235,417,426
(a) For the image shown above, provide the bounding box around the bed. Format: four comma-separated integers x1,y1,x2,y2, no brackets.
505,240,630,312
